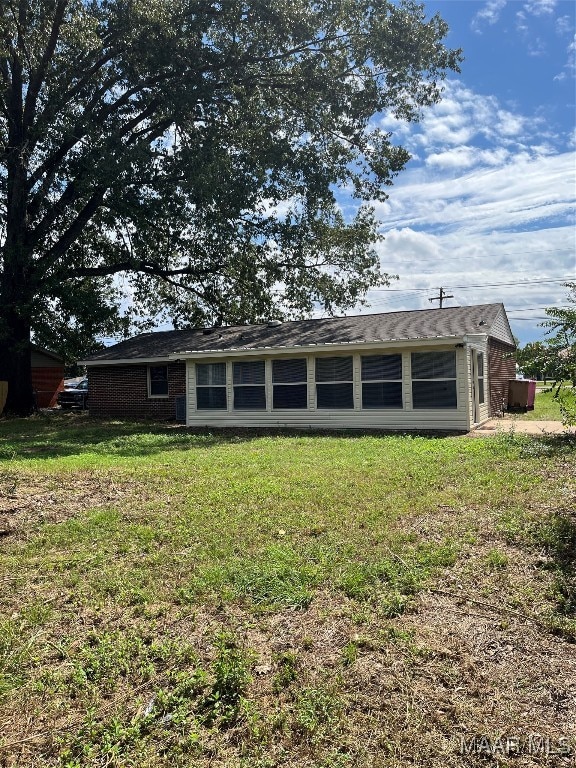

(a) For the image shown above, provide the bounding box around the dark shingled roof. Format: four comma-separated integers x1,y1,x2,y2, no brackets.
85,304,511,362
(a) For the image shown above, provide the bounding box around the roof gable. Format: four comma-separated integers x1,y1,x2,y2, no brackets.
487,305,515,346
84,304,514,363
31,344,65,364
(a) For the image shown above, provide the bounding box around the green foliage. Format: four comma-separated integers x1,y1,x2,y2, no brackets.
201,632,254,725
340,640,359,667
336,542,458,611
273,651,299,692
485,549,509,571
515,388,562,421
533,513,576,618
56,631,252,764
515,341,552,380
517,282,576,426
294,684,342,737
0,0,462,412
498,505,576,640
230,545,320,610
0,619,30,698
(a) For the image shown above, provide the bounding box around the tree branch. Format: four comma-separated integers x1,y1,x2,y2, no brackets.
22,0,68,131
27,72,170,193
27,72,124,193
67,261,213,282
30,187,107,282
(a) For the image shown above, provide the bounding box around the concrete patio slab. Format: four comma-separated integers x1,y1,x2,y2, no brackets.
470,418,573,436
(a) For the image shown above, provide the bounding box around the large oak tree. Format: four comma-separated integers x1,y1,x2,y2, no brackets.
0,0,461,414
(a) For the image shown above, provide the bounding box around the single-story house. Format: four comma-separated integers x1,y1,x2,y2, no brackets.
31,345,65,408
82,303,516,431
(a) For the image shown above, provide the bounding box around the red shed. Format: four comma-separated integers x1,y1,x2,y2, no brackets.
31,345,65,408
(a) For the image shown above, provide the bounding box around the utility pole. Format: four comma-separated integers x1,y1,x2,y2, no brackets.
429,287,454,309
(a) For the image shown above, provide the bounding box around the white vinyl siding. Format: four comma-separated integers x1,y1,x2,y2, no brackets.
490,307,516,346
185,346,471,431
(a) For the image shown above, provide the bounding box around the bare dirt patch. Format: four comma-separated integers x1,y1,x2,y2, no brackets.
0,472,134,539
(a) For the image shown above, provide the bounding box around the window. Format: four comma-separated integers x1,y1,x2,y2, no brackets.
148,365,168,397
316,356,353,409
273,358,308,409
411,351,457,409
196,362,227,410
361,354,403,409
477,352,485,405
233,360,266,410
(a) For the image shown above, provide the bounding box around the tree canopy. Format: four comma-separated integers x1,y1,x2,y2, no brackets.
0,0,462,414
517,283,576,424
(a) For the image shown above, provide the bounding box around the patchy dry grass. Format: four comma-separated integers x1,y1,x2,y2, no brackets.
0,413,575,767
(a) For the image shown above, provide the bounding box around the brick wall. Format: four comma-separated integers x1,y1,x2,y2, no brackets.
32,366,64,408
88,362,186,420
488,338,516,415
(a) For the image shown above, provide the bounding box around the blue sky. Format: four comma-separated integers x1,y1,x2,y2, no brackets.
356,0,576,345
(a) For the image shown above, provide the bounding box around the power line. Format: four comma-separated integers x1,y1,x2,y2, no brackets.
369,276,575,293
505,305,570,312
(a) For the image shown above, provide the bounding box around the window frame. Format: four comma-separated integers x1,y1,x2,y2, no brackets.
477,351,485,405
272,358,308,410
315,355,354,410
148,364,169,398
233,360,266,411
361,354,403,410
411,350,458,410
195,362,228,411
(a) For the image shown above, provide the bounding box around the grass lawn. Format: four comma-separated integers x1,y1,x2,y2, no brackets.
0,414,575,767
512,386,566,421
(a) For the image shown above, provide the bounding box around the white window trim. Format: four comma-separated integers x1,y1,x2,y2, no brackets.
477,351,485,405
315,355,355,410
195,362,227,410
410,351,458,410
272,358,308,410
360,353,404,410
148,364,169,399
232,360,267,411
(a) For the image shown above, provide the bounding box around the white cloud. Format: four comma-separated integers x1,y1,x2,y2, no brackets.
362,220,575,343
363,80,575,331
556,15,573,35
426,146,512,170
380,81,555,167
375,152,575,233
524,0,557,16
495,109,526,137
472,0,507,32
426,147,477,169
516,10,529,34
554,34,576,80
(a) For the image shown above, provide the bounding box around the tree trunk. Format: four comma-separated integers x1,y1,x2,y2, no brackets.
1,152,35,416
0,302,34,416
1,51,36,417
